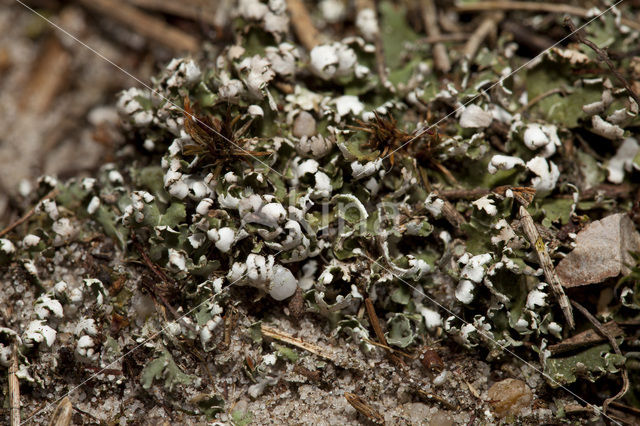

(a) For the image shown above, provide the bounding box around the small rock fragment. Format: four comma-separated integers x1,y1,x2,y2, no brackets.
556,213,640,287
293,111,317,138
488,378,533,418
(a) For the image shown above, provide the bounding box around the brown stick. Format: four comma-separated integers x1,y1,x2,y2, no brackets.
126,0,219,26
0,188,58,238
9,345,20,426
431,192,467,228
364,298,405,367
76,0,198,51
463,12,504,60
564,18,640,108
260,324,336,361
344,392,385,424
418,33,471,44
571,301,629,414
519,206,575,329
354,0,389,88
456,1,640,33
501,20,553,54
285,0,322,51
421,0,451,73
438,188,491,200
19,37,71,114
516,87,566,114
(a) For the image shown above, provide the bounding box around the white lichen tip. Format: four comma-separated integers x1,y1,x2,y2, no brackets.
591,115,624,140
607,137,639,183
419,306,443,331
334,95,364,118
424,193,445,217
320,0,346,23
309,42,357,80
523,123,560,157
87,196,101,215
459,104,493,128
34,295,64,319
75,318,98,336
76,335,97,359
487,154,525,174
460,253,492,283
207,227,236,253
472,196,497,216
168,249,187,271
227,254,298,300
526,288,548,309
526,156,559,194
455,280,475,304
238,55,275,98
355,8,379,41
269,264,298,301
24,320,57,348
248,104,264,117
0,238,16,254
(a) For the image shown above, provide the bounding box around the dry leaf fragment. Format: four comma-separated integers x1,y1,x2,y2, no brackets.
557,214,640,287
48,397,73,426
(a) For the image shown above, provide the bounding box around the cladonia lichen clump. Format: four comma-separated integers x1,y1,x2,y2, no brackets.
4,2,640,422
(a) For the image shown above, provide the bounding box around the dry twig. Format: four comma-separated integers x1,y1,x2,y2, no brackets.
456,1,640,33
260,324,336,361
416,389,458,410
516,87,566,115
355,0,390,88
285,0,322,51
418,33,471,44
564,18,640,108
463,12,504,60
76,0,198,51
19,37,70,114
438,188,491,200
571,301,629,414
518,206,575,329
0,188,59,238
421,0,451,73
501,20,553,54
344,392,385,424
9,344,20,426
126,0,219,27
432,192,467,228
364,298,405,367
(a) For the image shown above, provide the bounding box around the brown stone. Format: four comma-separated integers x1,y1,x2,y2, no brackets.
292,111,317,138
488,378,533,418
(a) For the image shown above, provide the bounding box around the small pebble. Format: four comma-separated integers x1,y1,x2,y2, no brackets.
487,378,533,418
293,111,316,138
